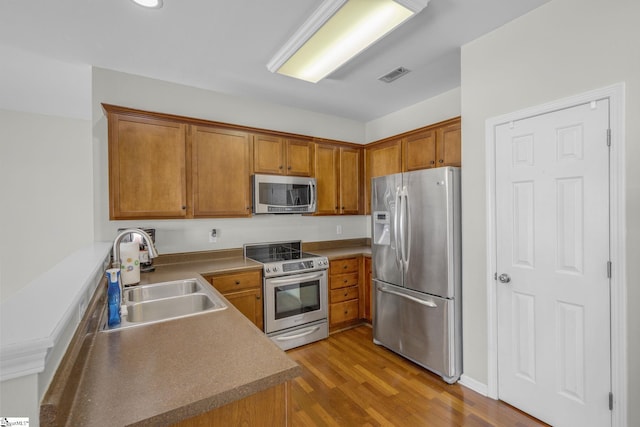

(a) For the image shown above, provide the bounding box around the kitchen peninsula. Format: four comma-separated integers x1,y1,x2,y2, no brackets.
41,256,300,426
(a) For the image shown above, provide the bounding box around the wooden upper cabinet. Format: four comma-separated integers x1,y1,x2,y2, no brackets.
339,147,360,215
436,120,461,167
191,126,251,217
404,129,437,171
364,139,402,215
286,138,314,176
404,119,461,170
253,134,313,176
314,143,339,215
108,113,188,219
314,143,361,215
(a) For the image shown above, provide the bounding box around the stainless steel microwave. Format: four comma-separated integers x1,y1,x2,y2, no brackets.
252,174,317,214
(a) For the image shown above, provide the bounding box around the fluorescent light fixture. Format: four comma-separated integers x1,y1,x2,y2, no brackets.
267,0,430,83
131,0,163,9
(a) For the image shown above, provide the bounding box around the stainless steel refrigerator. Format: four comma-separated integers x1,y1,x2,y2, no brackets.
371,167,461,384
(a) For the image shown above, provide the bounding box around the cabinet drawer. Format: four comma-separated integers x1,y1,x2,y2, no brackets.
209,271,261,293
330,300,359,324
330,286,358,303
330,272,359,290
330,257,359,274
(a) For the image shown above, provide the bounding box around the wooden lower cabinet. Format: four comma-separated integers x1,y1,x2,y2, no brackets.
328,256,361,332
206,270,263,330
173,381,291,427
363,257,372,323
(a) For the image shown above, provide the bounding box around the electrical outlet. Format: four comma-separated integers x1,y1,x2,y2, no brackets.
209,229,218,243
336,225,343,235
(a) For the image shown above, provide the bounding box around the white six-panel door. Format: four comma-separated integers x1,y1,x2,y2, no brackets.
495,99,611,426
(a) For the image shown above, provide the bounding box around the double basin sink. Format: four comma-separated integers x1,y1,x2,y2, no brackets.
102,277,227,331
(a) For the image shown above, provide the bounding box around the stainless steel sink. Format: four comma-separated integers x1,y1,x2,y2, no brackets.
102,277,227,331
127,294,216,323
124,279,200,303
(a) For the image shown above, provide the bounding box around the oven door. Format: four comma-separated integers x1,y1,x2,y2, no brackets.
264,270,328,334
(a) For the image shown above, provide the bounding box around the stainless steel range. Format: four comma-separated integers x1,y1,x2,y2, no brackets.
244,241,329,350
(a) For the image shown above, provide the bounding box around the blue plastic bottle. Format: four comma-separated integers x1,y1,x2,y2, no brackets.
106,268,121,327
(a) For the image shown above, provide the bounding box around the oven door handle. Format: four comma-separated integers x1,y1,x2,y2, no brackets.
274,325,321,341
268,271,326,285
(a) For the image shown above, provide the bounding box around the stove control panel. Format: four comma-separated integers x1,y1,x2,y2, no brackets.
263,256,329,277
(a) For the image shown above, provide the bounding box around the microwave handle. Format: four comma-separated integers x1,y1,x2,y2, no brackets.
309,180,316,211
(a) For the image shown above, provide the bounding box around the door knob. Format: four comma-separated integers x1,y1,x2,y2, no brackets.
498,273,511,284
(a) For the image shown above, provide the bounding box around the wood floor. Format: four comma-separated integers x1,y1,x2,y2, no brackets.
286,326,548,427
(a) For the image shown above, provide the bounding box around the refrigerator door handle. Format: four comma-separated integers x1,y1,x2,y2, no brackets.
394,186,402,267
378,285,438,308
403,187,411,269
399,186,407,266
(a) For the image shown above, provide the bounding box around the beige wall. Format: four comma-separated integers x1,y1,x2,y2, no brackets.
0,110,94,303
460,0,639,422
365,87,461,142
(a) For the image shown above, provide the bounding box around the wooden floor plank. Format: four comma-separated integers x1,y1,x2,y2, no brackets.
287,326,548,427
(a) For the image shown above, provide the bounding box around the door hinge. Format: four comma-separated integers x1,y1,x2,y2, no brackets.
607,261,612,279
607,128,612,147
609,392,613,410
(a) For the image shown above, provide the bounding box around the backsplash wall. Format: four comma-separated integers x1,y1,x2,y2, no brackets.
100,215,369,255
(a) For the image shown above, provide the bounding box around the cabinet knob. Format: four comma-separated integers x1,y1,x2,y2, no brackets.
344,292,348,296
256,296,261,300
235,280,240,285
181,206,186,209
344,310,348,314
343,265,348,269
342,206,345,210
288,166,291,170
430,160,435,165
439,159,444,163
279,165,283,169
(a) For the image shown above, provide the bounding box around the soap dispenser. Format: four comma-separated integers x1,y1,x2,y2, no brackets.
105,268,121,327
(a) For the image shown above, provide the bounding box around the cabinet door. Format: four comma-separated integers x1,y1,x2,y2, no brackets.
436,121,461,167
108,114,187,219
364,140,402,215
314,143,339,215
285,138,313,176
339,147,360,214
253,134,285,174
404,129,437,171
192,126,251,217
363,257,372,323
224,288,264,331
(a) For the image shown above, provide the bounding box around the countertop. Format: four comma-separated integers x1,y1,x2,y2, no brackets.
46,243,371,426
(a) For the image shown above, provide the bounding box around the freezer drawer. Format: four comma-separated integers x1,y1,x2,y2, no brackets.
373,280,461,383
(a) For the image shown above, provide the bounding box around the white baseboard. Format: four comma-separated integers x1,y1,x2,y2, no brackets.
459,374,489,397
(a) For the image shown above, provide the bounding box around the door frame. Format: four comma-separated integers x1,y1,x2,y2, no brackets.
484,83,627,426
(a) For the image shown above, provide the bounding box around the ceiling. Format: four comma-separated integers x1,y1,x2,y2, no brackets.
0,0,550,122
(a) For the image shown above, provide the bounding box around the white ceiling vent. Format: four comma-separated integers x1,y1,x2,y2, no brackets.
378,67,411,83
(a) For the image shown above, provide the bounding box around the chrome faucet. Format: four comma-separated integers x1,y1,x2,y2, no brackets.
112,228,159,269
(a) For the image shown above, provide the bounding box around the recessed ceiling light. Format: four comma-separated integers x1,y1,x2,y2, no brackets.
131,0,163,9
